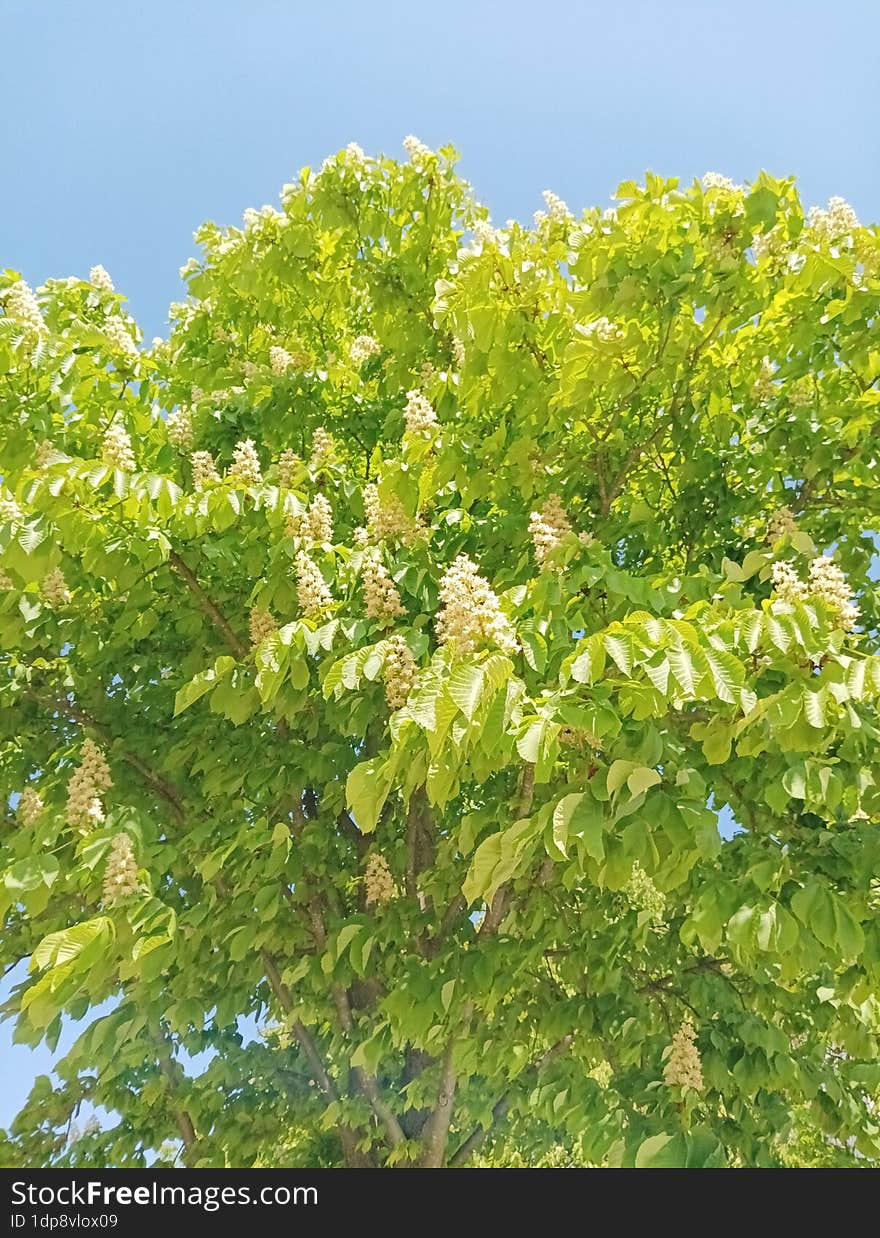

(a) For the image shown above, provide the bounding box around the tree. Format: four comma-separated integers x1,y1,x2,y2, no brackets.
1,141,879,1170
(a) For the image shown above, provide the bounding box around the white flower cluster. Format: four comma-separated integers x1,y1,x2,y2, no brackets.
242,204,280,231
751,230,783,264
285,494,333,545
528,495,572,568
806,556,859,630
284,508,307,539
191,450,220,488
103,316,138,359
229,438,262,485
2,280,45,332
702,172,741,193
766,506,797,544
772,557,859,630
36,440,59,470
625,861,665,928
278,448,301,488
42,567,70,606
750,357,776,402
474,218,499,245
310,426,333,466
362,551,405,623
663,1020,704,1091
403,389,438,436
788,380,813,409
166,406,193,450
806,197,859,243
771,561,803,603
0,491,22,524
249,605,277,648
0,569,13,589
270,345,304,376
103,833,139,903
363,482,419,543
89,265,114,293
542,189,572,223
295,550,332,616
452,338,466,369
103,422,136,470
384,634,417,708
308,494,333,544
18,786,44,827
435,554,519,656
579,317,623,343
364,852,396,905
66,738,112,831
350,334,382,365
345,142,366,168
403,134,432,167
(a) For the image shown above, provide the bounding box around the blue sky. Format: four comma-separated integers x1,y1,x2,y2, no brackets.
2,0,878,1135
4,1,879,339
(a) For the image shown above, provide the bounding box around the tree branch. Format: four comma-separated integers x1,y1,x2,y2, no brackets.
419,1041,457,1167
150,1020,197,1153
260,949,373,1168
24,689,186,823
480,764,536,938
406,787,435,909
448,1034,573,1166
169,549,248,660
448,1095,509,1168
306,900,407,1150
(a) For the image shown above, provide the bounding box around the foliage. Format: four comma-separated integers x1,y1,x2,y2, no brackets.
1,144,879,1168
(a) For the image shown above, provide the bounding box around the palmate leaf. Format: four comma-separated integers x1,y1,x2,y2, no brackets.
31,917,114,973
447,654,512,721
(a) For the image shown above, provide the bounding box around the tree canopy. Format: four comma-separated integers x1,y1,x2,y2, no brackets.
1,141,879,1169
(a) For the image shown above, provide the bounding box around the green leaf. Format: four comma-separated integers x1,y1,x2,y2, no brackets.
745,185,778,230
4,854,60,894
606,760,636,796
462,832,503,906
447,662,485,721
791,881,864,958
667,644,696,695
626,766,661,797
516,719,547,763
569,794,606,861
604,632,633,675
550,793,582,859
346,758,393,834
635,1132,685,1168
31,918,113,973
174,655,235,716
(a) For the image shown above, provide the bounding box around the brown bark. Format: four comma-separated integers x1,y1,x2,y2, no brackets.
169,549,248,660
419,1042,457,1167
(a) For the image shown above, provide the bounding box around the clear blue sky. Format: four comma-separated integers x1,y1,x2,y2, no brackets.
4,0,879,340
2,0,878,1134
